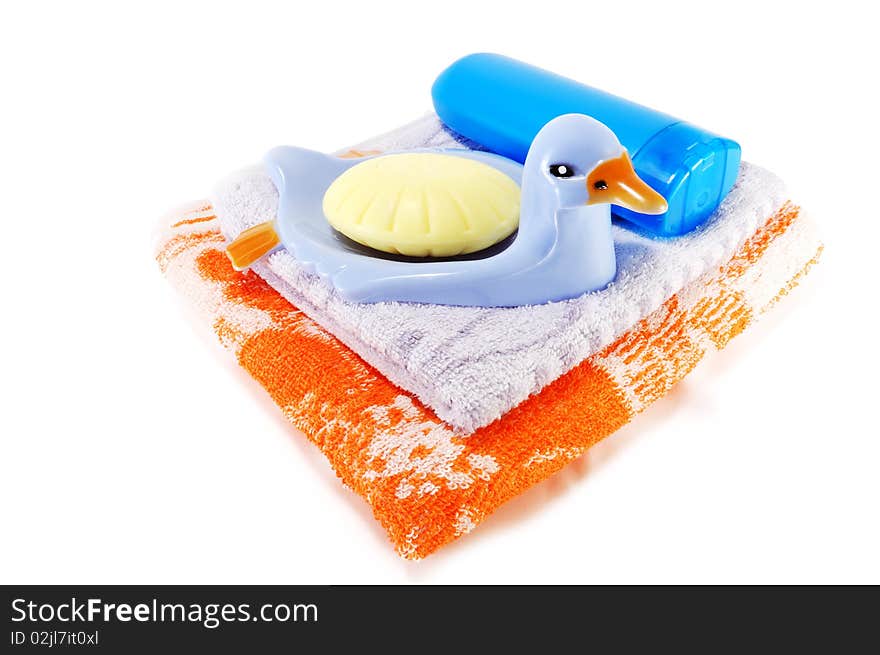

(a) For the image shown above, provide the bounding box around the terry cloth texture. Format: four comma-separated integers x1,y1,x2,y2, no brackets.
157,199,822,558
212,114,792,432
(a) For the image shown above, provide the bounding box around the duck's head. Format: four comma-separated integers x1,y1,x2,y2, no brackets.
523,113,667,215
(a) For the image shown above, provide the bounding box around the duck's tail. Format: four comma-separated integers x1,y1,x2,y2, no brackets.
225,221,281,270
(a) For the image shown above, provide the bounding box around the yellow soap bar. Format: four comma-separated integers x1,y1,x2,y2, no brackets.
322,153,520,257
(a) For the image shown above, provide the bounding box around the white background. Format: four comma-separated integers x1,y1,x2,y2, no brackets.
1,1,877,584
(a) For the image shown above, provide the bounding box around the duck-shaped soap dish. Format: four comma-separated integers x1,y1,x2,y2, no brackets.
225,113,667,307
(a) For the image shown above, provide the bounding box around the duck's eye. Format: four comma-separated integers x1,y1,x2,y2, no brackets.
549,164,575,178
593,180,609,190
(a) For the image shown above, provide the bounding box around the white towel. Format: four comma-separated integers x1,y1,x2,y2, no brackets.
212,114,788,431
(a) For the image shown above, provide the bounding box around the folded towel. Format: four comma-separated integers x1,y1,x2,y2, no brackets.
156,195,821,558
213,115,794,432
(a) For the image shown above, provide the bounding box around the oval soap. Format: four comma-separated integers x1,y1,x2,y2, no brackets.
323,153,520,257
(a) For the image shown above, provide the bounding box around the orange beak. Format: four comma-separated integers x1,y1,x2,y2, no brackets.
586,152,668,215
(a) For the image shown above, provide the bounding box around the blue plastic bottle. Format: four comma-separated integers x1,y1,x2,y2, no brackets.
432,53,741,237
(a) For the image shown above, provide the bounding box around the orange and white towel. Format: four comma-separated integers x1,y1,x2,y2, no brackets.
156,193,821,558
